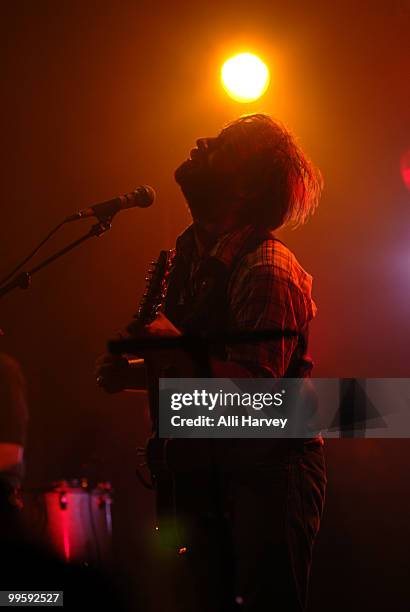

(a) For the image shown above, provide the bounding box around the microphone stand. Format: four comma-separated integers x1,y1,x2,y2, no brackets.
0,217,112,300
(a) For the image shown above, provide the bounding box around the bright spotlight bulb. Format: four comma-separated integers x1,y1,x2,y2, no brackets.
221,53,270,103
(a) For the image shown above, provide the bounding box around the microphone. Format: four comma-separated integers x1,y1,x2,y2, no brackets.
65,185,155,222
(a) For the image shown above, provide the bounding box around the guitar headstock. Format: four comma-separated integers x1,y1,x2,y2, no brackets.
136,250,176,325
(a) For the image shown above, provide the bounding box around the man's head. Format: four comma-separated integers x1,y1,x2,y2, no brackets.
174,113,323,232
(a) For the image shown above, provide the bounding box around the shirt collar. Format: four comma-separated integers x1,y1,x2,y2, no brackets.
176,223,266,269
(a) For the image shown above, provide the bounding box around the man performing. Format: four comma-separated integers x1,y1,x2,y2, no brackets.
97,113,326,611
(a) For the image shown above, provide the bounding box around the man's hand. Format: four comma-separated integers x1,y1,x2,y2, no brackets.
144,312,182,337
142,312,184,373
95,353,132,394
96,314,183,393
137,313,201,377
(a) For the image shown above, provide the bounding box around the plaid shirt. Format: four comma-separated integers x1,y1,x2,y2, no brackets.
175,224,317,378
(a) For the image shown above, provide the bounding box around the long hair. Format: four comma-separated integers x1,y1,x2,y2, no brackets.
218,113,323,229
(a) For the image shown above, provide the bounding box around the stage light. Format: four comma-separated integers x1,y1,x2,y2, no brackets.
221,53,270,103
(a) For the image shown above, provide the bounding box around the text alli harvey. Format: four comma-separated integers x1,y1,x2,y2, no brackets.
170,415,288,429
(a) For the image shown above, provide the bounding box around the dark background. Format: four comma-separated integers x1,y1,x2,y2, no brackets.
1,1,409,610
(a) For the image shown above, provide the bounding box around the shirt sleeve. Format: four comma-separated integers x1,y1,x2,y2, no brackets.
225,263,312,378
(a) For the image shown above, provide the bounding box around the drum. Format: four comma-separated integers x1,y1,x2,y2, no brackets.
21,480,113,566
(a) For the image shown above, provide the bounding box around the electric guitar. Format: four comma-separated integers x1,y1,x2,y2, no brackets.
130,249,190,548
